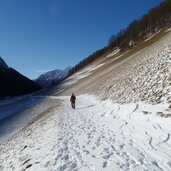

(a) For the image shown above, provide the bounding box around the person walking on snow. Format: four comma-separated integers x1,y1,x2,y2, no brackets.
70,93,76,109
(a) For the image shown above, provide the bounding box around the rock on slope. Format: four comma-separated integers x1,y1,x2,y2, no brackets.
0,57,42,98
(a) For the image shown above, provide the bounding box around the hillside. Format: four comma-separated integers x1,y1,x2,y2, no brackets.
57,29,171,104
68,0,171,77
0,57,42,99
1,29,171,171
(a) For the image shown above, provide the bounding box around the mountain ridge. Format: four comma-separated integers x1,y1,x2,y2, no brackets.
35,66,72,88
0,56,9,69
0,57,42,98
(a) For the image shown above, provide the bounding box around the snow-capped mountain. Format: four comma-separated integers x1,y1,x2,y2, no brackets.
0,56,9,69
35,66,72,88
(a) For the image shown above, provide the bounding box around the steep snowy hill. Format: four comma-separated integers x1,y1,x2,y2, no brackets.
0,57,42,98
58,29,171,105
1,30,171,171
35,66,72,88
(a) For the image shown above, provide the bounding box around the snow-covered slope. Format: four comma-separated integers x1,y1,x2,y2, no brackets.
60,30,171,105
36,66,72,88
1,31,171,171
106,48,120,58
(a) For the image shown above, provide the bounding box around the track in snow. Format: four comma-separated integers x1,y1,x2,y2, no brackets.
0,95,171,171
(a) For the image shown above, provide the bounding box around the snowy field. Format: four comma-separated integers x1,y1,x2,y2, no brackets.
1,94,171,171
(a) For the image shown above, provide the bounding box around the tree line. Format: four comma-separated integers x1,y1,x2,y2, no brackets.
69,0,171,76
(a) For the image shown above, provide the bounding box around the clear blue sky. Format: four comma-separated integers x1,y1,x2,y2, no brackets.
0,0,162,79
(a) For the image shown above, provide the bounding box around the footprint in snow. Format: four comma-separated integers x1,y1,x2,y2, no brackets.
22,159,31,166
103,152,114,159
102,161,108,168
58,164,67,171
25,164,32,170
83,150,90,155
151,161,163,170
44,161,50,168
92,146,96,150
92,155,96,158
167,161,171,168
119,144,125,149
62,154,69,161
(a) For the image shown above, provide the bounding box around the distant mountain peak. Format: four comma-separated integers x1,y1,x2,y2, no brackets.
35,66,72,88
0,57,9,69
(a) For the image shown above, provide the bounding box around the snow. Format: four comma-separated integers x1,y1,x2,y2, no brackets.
0,95,60,144
1,94,171,171
106,48,120,58
165,28,171,32
61,63,105,87
0,95,43,120
1,25,171,171
144,30,162,42
105,51,130,65
84,32,171,104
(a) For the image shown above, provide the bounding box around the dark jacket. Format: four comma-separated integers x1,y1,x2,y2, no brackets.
70,95,76,103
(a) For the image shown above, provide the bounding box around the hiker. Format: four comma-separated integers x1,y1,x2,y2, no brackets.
70,93,76,109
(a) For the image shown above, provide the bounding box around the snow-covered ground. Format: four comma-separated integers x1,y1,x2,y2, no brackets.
144,30,162,42
1,31,171,171
0,95,59,144
1,94,171,171
60,63,106,88
106,48,120,58
0,95,44,120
